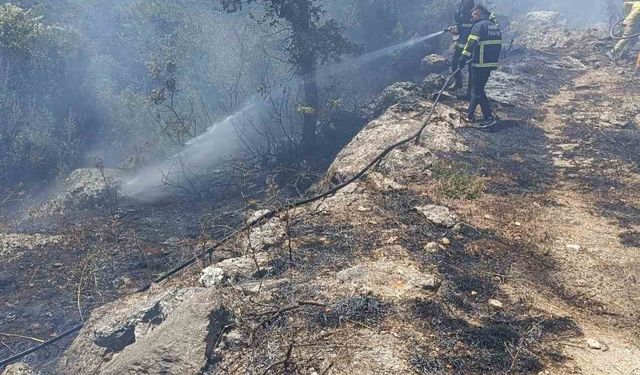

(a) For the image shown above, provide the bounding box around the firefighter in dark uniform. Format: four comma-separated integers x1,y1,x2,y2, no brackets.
459,5,502,126
449,0,475,92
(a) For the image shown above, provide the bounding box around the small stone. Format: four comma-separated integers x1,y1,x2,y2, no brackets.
470,291,478,296
415,205,459,228
566,244,582,251
488,299,504,310
587,339,603,350
440,237,451,246
162,237,180,245
199,267,226,288
53,263,64,268
484,214,492,220
514,221,522,227
424,242,440,253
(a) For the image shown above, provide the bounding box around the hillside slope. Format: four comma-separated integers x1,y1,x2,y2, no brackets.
3,11,639,375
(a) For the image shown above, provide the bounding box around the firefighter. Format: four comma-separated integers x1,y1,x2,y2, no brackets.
459,5,502,126
448,0,475,93
609,0,640,60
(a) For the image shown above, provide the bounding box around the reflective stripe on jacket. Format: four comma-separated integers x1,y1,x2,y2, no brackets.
462,18,503,69
455,5,474,49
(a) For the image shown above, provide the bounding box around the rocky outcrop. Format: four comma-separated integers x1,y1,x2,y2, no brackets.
56,11,633,375
328,101,466,182
363,81,423,121
33,168,123,216
420,54,449,74
1,364,36,375
58,288,229,375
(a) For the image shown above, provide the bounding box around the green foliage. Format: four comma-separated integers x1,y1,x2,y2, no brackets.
0,3,82,186
432,162,485,200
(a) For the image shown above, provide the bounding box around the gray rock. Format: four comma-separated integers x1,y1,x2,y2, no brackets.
242,210,286,252
216,252,270,282
199,267,225,288
587,339,603,350
422,73,447,94
336,258,442,298
415,205,459,228
488,299,504,310
424,242,440,253
421,54,449,74
566,244,582,251
365,82,422,120
1,363,36,375
59,288,230,375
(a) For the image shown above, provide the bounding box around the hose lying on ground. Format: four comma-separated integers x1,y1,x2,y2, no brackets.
0,67,462,369
610,17,640,40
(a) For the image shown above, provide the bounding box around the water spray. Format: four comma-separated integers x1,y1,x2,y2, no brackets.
327,30,446,73
123,30,449,198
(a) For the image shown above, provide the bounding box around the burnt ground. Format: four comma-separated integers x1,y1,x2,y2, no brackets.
433,34,640,373
216,28,640,374
0,156,334,370
2,23,640,375
0,197,244,367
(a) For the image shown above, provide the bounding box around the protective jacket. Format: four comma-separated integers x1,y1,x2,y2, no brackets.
455,5,474,49
462,18,503,69
624,0,640,14
613,0,640,56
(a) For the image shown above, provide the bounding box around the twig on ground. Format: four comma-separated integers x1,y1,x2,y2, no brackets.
0,333,45,344
77,263,88,321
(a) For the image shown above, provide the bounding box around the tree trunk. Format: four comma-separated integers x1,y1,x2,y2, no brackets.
300,57,318,154
292,0,318,156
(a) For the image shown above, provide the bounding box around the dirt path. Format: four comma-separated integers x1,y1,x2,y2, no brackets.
454,57,640,373
531,68,640,375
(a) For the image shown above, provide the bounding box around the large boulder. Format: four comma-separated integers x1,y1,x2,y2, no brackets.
58,288,230,375
422,73,448,94
34,168,123,215
420,54,449,74
415,205,459,228
364,82,423,121
328,102,466,182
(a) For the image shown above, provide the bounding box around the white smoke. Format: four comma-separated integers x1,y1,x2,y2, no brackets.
122,97,266,199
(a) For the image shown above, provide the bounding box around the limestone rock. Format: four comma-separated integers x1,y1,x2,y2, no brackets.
488,299,504,310
1,363,36,375
59,288,230,375
422,73,447,94
326,103,465,183
336,257,442,298
587,339,603,350
241,210,286,252
421,54,449,74
566,244,582,251
364,82,422,121
199,266,225,287
415,205,459,228
365,172,406,192
424,242,440,253
34,168,123,215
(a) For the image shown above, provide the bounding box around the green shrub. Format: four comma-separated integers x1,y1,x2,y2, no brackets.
432,161,485,200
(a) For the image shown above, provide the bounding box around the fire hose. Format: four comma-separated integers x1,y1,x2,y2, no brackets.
0,67,462,369
610,16,640,40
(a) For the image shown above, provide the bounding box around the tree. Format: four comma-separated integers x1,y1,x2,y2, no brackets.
219,0,356,154
0,3,82,186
